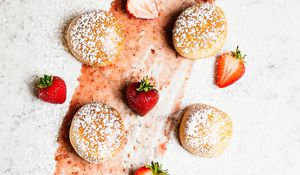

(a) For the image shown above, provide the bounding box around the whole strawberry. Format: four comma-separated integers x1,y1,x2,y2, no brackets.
135,161,168,175
36,74,67,104
126,76,159,116
215,46,246,88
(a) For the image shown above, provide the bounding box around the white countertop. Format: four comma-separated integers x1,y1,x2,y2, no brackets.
1,0,300,174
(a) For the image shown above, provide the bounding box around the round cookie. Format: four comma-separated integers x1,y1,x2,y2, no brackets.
69,103,125,163
67,10,125,66
179,104,232,157
172,3,227,59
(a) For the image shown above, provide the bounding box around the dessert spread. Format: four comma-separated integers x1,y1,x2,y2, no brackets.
37,0,246,174
55,0,195,174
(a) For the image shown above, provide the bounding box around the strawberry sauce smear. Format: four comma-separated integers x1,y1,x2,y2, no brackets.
54,0,199,174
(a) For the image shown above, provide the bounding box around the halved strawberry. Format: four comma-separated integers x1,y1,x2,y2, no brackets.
215,46,246,88
135,162,168,175
126,0,159,19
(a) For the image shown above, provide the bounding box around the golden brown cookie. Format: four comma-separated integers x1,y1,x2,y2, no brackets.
173,3,227,59
179,104,232,157
69,103,125,163
67,11,125,66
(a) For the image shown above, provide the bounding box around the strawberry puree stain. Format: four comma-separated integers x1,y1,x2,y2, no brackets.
54,0,207,174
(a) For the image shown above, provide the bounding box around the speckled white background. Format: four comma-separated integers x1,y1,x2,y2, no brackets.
1,0,300,174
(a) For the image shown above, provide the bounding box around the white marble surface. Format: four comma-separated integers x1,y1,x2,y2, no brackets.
1,0,300,174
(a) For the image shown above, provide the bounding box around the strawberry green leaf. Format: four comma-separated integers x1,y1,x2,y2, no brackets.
136,76,154,92
37,74,53,88
231,46,246,60
145,161,169,175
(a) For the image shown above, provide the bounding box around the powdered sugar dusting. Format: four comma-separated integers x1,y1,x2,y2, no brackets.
68,10,124,66
70,103,124,163
173,3,226,55
183,104,232,157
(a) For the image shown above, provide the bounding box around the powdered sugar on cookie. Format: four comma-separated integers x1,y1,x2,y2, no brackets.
68,11,124,66
173,3,226,57
70,103,124,163
183,104,232,157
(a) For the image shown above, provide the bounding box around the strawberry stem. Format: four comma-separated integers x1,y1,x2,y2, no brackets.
231,46,246,60
37,74,53,88
136,76,154,92
145,161,169,175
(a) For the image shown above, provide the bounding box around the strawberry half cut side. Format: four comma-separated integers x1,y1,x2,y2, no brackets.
126,0,159,19
215,46,246,88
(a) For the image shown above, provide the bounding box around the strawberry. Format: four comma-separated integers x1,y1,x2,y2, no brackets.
215,46,246,88
126,76,159,116
36,74,67,104
135,162,168,175
126,0,159,19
